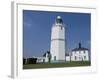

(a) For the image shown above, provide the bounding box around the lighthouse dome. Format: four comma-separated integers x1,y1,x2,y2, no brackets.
56,16,63,24
57,16,61,19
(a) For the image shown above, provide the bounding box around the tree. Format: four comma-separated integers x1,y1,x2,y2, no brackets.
23,58,26,65
27,58,37,64
47,51,52,63
43,53,46,57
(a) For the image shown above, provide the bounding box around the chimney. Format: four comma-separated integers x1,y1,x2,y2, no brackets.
79,43,81,48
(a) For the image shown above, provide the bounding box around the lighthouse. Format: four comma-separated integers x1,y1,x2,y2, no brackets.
50,16,65,62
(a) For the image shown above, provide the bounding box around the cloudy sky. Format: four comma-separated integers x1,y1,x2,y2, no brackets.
23,10,91,58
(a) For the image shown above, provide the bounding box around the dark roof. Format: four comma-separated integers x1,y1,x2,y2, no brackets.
72,47,88,51
72,43,89,51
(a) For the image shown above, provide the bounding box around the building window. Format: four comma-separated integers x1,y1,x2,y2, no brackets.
54,56,56,61
84,56,86,59
75,56,77,60
79,56,81,59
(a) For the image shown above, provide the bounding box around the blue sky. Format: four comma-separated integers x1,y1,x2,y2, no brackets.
23,10,91,58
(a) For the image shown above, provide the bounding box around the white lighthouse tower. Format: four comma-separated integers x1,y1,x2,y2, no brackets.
50,16,65,62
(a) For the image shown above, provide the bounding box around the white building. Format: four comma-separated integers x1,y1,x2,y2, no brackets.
50,16,65,62
71,43,89,61
35,51,51,63
36,57,45,63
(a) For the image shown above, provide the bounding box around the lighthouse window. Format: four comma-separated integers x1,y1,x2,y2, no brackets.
54,56,56,61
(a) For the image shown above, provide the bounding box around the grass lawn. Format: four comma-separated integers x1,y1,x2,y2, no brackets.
23,61,91,69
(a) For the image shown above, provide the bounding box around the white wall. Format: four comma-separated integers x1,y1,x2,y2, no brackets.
66,56,70,61
71,50,89,61
51,22,65,61
0,0,100,80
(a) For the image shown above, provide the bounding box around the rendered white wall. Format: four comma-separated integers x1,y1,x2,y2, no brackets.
66,56,70,61
50,22,65,61
71,50,89,61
